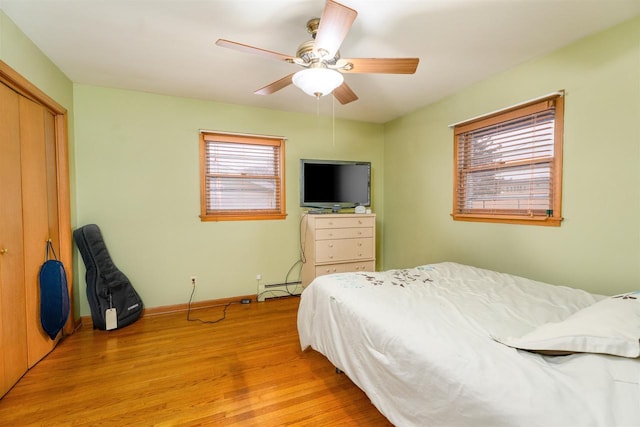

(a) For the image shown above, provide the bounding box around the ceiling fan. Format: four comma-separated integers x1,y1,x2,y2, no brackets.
215,0,419,105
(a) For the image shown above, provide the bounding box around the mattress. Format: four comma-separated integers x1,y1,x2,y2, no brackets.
297,262,640,426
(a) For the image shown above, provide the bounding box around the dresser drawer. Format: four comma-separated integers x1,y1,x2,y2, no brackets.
315,261,375,277
315,238,374,263
301,213,376,287
314,216,374,229
315,227,373,240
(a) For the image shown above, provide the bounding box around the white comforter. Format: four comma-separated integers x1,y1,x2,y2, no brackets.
297,262,640,426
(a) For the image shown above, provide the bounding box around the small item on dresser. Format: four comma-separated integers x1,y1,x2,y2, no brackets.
355,205,366,214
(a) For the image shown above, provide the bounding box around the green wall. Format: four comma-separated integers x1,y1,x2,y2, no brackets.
0,10,73,109
4,6,639,316
73,86,384,314
383,15,640,295
2,6,384,317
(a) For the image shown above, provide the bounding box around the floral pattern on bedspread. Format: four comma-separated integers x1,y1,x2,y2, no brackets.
612,290,639,300
330,267,434,288
360,269,433,287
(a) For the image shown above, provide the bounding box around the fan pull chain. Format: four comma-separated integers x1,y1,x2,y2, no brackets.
332,94,336,147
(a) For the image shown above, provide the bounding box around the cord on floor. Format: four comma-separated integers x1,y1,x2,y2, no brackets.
186,284,233,324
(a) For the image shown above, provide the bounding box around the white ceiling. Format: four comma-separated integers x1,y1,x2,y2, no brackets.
1,0,639,123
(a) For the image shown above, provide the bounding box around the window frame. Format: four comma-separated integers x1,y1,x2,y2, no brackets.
452,93,564,226
199,131,286,222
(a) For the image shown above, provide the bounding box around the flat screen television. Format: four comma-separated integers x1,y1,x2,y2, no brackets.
299,159,371,211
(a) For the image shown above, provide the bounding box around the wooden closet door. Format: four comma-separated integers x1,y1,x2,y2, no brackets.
0,83,28,396
20,96,59,367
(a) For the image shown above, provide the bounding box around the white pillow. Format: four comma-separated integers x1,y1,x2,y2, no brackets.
494,291,640,358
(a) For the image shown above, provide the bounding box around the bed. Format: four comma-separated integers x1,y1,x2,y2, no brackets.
297,262,640,426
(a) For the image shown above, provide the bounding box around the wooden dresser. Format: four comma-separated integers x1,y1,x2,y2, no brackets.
301,213,376,287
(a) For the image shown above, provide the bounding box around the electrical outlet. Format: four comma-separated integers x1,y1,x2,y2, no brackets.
190,276,197,286
256,273,262,281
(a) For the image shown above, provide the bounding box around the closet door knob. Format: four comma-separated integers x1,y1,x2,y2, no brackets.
0,248,8,255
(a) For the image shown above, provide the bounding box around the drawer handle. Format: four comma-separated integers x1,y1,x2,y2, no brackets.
329,244,333,248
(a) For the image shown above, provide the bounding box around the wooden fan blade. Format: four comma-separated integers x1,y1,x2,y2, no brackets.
333,82,358,105
254,73,295,95
341,58,420,74
216,39,294,63
314,0,357,59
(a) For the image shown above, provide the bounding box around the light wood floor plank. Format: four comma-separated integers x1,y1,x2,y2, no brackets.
0,297,391,426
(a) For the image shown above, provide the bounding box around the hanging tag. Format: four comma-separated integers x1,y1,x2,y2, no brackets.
105,308,117,330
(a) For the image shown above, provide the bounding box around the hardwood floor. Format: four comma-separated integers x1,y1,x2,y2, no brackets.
0,297,392,426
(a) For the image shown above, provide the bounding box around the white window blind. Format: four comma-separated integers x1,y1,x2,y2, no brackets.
200,132,286,221
453,94,564,225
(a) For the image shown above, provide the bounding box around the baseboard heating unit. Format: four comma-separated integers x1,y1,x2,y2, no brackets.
257,281,303,302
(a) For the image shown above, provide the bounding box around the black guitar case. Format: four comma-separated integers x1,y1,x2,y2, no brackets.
73,224,143,330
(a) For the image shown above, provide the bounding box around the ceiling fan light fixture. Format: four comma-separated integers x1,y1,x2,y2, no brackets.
292,67,344,98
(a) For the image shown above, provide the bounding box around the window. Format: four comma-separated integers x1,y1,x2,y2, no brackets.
452,93,564,226
199,131,286,221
